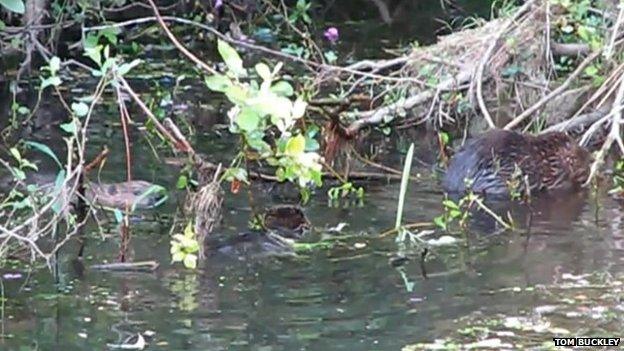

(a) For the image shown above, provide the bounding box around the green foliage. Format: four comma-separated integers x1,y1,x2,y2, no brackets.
328,182,364,201
552,0,606,74
171,222,200,269
433,196,469,231
40,56,62,89
434,191,514,232
289,0,312,25
0,0,24,14
24,141,62,169
0,146,65,216
206,40,323,190
610,159,624,195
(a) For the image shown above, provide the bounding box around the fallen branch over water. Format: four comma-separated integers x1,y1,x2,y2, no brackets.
90,260,159,272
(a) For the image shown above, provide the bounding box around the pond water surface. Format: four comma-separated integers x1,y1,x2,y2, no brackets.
3,1,624,350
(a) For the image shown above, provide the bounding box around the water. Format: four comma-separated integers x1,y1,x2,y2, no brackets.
4,1,624,350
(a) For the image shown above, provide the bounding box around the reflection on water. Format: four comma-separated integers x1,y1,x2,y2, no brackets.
3,149,624,350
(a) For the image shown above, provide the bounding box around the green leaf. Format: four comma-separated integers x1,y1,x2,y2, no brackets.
171,251,185,263
184,221,194,238
25,141,62,168
49,56,61,74
224,85,247,105
41,76,62,89
324,50,338,63
113,209,124,223
99,27,119,45
9,147,21,163
0,0,25,14
433,215,447,230
117,59,142,76
271,81,294,97
51,170,66,214
584,65,599,77
443,200,460,210
20,159,37,171
292,98,307,119
255,62,272,81
205,74,232,92
71,102,89,117
305,137,320,151
84,34,99,49
12,168,25,181
285,135,306,155
217,40,245,77
60,121,77,134
83,35,102,66
223,167,249,183
236,108,260,132
176,175,188,189
183,254,197,269
247,135,271,153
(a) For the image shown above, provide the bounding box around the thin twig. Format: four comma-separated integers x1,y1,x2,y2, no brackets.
473,0,534,128
504,51,600,130
585,72,624,185
145,0,219,75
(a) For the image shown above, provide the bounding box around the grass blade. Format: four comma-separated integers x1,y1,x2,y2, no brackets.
395,143,415,230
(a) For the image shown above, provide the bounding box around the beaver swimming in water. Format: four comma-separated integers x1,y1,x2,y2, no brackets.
208,205,310,259
442,129,590,197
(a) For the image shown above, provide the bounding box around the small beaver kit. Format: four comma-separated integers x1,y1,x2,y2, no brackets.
442,129,590,197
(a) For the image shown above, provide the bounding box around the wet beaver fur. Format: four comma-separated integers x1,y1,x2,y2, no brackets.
442,129,590,197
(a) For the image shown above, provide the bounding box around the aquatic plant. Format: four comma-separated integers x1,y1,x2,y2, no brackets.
171,222,200,269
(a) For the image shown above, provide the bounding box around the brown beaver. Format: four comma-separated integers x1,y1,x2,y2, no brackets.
442,129,590,197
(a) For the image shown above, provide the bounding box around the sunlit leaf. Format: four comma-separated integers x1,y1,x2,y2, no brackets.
9,147,21,163
224,85,247,105
183,254,197,269
236,108,260,132
285,135,306,156
117,59,142,76
292,98,307,119
433,215,446,230
49,56,61,74
271,81,294,97
255,62,271,81
41,76,62,89
205,74,232,92
0,0,25,14
217,40,245,77
60,121,77,134
16,106,29,115
176,175,188,189
12,168,25,181
71,102,89,117
184,221,194,238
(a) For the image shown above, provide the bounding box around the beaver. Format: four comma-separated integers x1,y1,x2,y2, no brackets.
86,181,168,209
208,205,310,259
442,129,590,197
